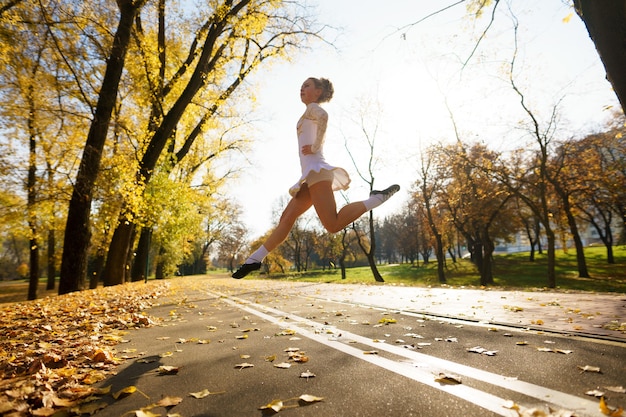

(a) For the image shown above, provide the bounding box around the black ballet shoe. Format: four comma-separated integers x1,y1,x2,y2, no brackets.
370,184,400,202
232,262,262,279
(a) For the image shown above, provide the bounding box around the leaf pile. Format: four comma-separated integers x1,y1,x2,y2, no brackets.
0,281,168,416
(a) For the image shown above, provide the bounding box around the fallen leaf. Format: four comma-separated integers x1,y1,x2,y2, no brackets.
234,362,254,369
434,373,462,385
274,362,292,369
300,370,316,379
605,386,626,394
156,396,183,407
158,365,180,375
578,365,601,373
586,389,605,398
600,397,624,417
298,394,323,404
467,346,497,356
259,399,284,413
113,385,137,400
189,389,226,398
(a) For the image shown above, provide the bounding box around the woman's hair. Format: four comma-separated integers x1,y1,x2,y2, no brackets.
310,77,334,103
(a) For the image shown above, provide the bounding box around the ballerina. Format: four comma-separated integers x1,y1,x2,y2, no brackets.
233,77,399,278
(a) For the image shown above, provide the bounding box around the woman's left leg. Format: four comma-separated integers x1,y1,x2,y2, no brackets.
309,181,367,233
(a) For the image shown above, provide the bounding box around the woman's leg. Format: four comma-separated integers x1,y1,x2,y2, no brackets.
262,186,313,252
309,181,367,233
233,186,313,278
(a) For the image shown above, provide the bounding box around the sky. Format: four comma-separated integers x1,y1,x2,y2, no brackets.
222,0,619,239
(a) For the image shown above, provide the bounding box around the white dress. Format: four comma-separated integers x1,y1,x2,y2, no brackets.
288,102,351,197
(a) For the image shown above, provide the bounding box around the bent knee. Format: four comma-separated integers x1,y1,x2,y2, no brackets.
323,223,344,234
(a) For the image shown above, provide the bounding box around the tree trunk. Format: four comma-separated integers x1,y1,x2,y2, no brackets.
131,227,152,282
545,228,557,289
102,221,135,286
59,0,144,294
46,228,55,290
434,232,446,284
27,93,38,301
574,0,626,113
563,203,589,278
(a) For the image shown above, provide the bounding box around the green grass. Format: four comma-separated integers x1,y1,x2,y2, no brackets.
262,246,626,293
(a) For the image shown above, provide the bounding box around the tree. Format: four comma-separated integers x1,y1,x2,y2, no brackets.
415,147,446,283
345,97,389,282
59,0,148,294
574,1,626,114
439,142,514,286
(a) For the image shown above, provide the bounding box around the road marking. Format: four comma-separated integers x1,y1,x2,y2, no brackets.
209,290,602,417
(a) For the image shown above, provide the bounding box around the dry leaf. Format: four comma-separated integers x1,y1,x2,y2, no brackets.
259,399,284,413
234,362,254,369
189,389,226,398
274,362,292,369
158,365,180,375
113,386,137,400
586,389,605,398
600,397,624,417
467,346,497,356
300,370,316,379
434,373,462,385
578,365,601,373
299,394,323,403
156,396,183,407
605,386,626,394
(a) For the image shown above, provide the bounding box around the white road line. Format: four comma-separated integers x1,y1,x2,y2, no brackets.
209,290,602,417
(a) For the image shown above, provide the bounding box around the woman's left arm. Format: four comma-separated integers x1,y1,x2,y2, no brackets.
310,105,328,153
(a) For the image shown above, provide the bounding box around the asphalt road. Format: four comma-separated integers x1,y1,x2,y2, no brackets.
92,276,626,417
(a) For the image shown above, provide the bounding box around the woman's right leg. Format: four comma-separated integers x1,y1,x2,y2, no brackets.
233,185,313,278
263,185,313,252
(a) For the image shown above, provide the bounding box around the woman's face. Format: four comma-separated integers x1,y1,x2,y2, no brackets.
300,79,322,105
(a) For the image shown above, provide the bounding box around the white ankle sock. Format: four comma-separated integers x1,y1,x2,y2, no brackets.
363,194,384,211
246,245,268,264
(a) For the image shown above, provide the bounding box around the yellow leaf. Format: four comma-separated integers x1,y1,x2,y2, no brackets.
600,397,624,416
562,12,573,23
113,386,137,400
259,399,283,412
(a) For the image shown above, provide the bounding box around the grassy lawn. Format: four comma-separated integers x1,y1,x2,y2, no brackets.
261,246,626,293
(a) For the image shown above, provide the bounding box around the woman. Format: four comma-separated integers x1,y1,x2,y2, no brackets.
233,77,399,278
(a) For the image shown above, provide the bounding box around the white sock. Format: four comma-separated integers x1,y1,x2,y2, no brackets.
363,194,384,211
246,245,268,264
